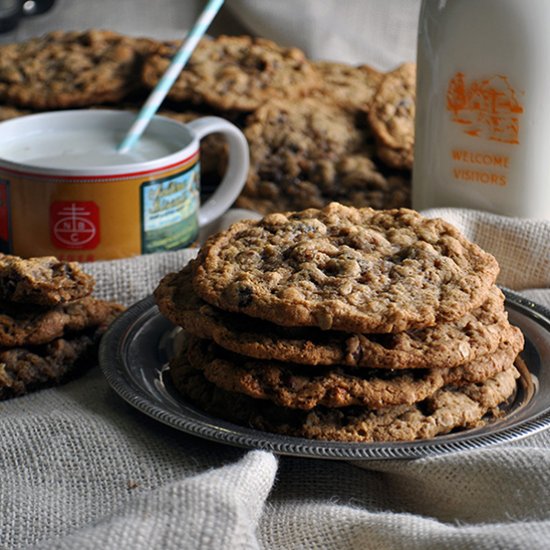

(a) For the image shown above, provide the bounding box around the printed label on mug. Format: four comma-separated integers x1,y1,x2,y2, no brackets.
140,162,200,254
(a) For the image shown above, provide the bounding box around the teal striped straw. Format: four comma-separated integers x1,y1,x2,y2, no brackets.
117,0,225,153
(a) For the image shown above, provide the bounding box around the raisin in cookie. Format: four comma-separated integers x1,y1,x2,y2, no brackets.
142,35,319,112
193,204,500,333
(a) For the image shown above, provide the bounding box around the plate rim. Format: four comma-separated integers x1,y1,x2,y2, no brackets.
99,288,550,460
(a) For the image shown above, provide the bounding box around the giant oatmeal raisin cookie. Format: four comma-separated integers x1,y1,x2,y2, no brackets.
192,204,500,333
141,35,319,112
0,30,157,109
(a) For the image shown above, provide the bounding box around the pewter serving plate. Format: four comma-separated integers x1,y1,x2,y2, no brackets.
99,289,550,460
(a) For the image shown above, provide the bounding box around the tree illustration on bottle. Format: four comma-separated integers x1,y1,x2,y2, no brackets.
446,72,468,122
446,72,523,144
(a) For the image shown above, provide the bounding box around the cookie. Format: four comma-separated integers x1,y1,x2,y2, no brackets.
0,329,102,401
308,154,411,210
141,35,319,112
0,297,124,347
244,97,365,182
170,358,520,442
343,287,520,370
193,204,500,333
279,365,520,442
0,104,31,121
368,62,416,170
236,98,371,214
156,264,362,365
311,61,383,112
0,30,156,109
237,148,411,215
375,144,414,173
183,334,519,410
0,254,95,306
155,266,515,370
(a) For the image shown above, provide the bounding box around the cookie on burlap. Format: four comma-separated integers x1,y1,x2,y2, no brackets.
170,358,520,442
155,266,514,369
0,297,125,347
183,333,520,410
0,328,102,401
311,61,383,112
192,203,500,333
368,62,416,170
0,30,157,109
0,254,95,306
141,35,319,112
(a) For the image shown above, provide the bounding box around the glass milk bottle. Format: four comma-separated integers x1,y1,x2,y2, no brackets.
412,0,550,219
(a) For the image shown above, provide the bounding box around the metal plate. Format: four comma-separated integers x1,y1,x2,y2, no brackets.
99,289,550,460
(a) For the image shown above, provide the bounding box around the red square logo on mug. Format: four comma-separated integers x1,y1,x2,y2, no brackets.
50,201,100,250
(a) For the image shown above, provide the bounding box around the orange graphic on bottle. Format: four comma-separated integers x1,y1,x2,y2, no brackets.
446,72,524,144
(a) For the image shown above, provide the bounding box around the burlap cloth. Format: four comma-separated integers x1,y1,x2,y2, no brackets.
2,208,550,550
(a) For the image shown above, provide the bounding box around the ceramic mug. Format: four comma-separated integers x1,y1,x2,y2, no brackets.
0,109,249,261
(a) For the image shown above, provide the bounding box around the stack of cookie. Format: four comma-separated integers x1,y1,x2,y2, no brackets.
154,203,524,443
0,30,413,213
0,253,124,400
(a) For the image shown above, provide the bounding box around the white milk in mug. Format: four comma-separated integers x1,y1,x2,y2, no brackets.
413,0,550,220
3,129,181,168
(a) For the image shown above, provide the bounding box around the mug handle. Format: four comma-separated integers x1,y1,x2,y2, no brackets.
185,116,249,227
